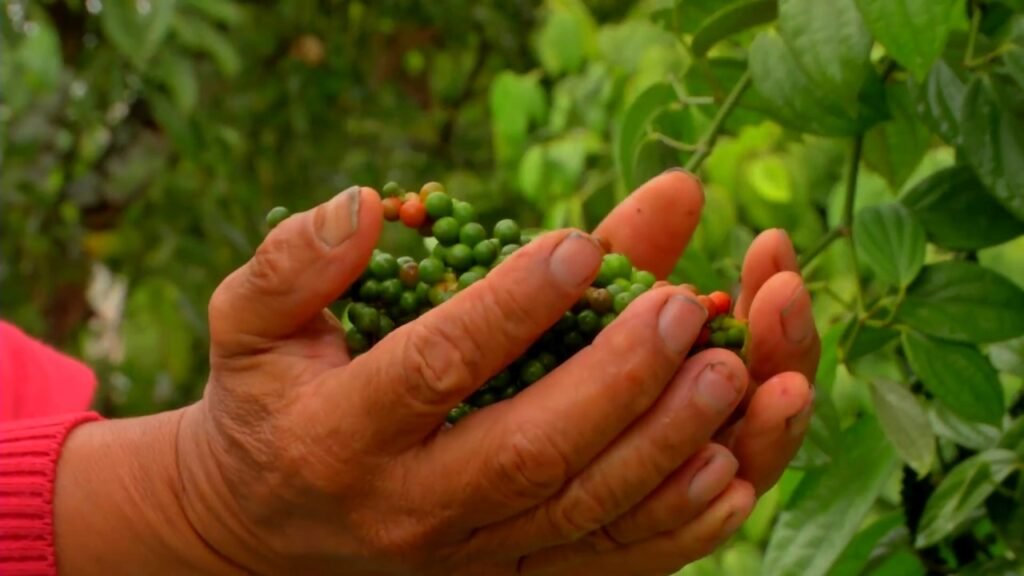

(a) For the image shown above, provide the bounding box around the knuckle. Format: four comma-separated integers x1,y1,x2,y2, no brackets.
491,425,571,505
246,233,296,297
476,282,536,339
550,482,614,542
401,322,476,408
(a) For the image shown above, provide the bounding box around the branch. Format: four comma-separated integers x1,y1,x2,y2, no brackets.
684,70,751,173
798,226,847,268
844,135,866,312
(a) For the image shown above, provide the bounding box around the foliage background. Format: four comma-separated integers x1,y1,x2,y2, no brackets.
3,0,1024,574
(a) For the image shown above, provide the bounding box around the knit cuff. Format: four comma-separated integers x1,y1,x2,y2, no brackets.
0,412,104,576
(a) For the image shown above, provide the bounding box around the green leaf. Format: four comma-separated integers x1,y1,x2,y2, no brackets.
986,474,1024,558
182,0,244,27
490,72,547,170
171,14,241,77
913,60,965,145
990,336,1024,379
828,512,907,576
150,51,198,114
614,83,676,190
853,202,926,287
534,0,596,76
748,31,865,136
960,77,1024,221
855,0,962,81
897,261,1024,343
915,448,1020,547
100,0,177,69
869,379,935,476
691,0,777,58
901,165,1024,251
902,331,1005,425
863,82,931,189
763,417,898,576
928,402,1002,450
844,322,900,362
779,0,872,110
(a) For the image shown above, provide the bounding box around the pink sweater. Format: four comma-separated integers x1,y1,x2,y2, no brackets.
0,321,102,575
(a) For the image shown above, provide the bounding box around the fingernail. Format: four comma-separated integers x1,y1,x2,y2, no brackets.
787,389,815,438
550,232,603,289
659,295,707,355
316,186,361,247
660,167,704,197
781,285,813,343
721,508,746,536
592,234,613,254
695,362,743,414
688,453,735,504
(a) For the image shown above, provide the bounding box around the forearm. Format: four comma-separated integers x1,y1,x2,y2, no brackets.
53,408,242,575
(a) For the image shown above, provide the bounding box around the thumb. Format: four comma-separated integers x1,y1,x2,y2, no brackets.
208,186,382,355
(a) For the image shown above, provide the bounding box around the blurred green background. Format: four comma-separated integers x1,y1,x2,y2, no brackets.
5,1,1024,574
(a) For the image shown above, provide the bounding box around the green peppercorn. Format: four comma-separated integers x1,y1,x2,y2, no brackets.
369,253,399,280
520,360,546,385
493,219,521,245
358,279,381,301
382,181,402,197
446,243,474,271
266,206,290,229
431,243,448,261
563,330,585,350
380,278,403,304
418,257,445,285
538,352,557,371
472,391,498,407
577,309,601,335
614,278,632,291
595,253,633,287
424,192,454,219
613,292,634,314
632,270,656,289
458,270,483,289
630,283,647,299
446,404,472,424
433,217,461,246
428,285,450,307
378,313,395,338
473,239,499,266
399,261,419,287
452,200,476,225
726,326,746,347
606,283,625,298
398,290,420,314
459,222,487,248
469,265,488,278
586,287,613,313
500,243,520,256
555,311,576,332
601,312,617,328
345,327,369,354
415,282,430,303
501,385,518,399
710,330,729,347
397,256,415,266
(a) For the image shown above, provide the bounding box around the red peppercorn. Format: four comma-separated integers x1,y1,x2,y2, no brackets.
696,325,711,347
400,199,427,229
382,197,402,222
404,192,420,203
708,291,732,316
696,294,716,318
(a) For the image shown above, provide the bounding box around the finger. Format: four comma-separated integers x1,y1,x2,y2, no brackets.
592,169,704,278
208,186,382,356
747,271,820,383
430,287,707,535
732,372,813,495
734,228,798,320
605,444,738,544
463,349,746,555
334,230,603,447
520,479,755,576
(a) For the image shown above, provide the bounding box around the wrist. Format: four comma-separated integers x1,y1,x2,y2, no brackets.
54,409,244,575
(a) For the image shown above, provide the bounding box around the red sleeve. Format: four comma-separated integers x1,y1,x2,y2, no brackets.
0,412,103,575
0,321,102,574
0,321,98,422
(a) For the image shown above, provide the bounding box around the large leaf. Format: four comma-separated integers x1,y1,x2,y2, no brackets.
901,165,1024,250
534,0,596,76
869,379,935,476
490,72,547,169
897,261,1024,343
762,417,898,576
614,83,676,190
915,448,1020,547
171,14,242,77
748,31,864,136
150,51,198,114
902,331,1005,425
691,0,777,58
828,512,907,576
855,0,961,81
928,403,1003,451
779,0,872,111
863,82,931,189
960,77,1024,221
853,202,926,287
913,60,965,145
100,0,178,69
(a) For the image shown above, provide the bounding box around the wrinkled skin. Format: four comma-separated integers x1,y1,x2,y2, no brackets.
174,170,819,575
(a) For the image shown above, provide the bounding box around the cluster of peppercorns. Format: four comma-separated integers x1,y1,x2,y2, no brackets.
265,181,748,424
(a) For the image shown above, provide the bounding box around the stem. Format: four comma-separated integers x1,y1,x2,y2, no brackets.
798,226,847,268
843,135,866,313
965,2,981,67
684,70,751,173
649,131,701,152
